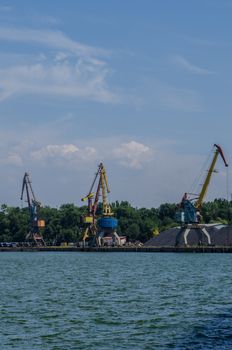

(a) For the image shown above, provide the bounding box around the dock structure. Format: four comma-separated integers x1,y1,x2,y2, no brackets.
2,245,232,253
144,224,232,248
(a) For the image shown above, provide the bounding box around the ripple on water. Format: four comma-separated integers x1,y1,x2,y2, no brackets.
1,252,232,349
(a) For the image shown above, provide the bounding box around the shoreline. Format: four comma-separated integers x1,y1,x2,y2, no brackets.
1,246,232,253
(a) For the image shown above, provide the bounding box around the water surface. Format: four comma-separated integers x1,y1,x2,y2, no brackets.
1,252,232,349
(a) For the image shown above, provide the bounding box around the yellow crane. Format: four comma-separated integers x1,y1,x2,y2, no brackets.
81,163,119,246
176,144,228,246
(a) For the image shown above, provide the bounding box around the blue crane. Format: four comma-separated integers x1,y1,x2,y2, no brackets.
21,172,45,246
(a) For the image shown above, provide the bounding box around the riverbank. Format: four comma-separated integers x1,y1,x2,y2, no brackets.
1,246,232,253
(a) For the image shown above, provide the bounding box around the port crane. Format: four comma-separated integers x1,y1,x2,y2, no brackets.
20,172,46,246
81,163,121,247
175,144,228,246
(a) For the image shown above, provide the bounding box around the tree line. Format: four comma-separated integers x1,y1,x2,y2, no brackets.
0,199,231,244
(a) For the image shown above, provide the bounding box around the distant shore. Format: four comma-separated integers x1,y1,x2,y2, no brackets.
1,246,232,253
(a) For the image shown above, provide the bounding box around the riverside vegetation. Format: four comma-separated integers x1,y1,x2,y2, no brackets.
0,199,231,244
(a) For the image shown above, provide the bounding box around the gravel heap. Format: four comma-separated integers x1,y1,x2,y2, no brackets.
144,225,232,247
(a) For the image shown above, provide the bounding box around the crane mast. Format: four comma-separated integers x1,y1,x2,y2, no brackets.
21,172,45,246
99,164,113,216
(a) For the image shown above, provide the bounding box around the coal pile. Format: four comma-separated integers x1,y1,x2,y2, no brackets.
144,225,232,247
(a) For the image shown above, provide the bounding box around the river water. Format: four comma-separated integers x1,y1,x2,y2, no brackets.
1,252,232,349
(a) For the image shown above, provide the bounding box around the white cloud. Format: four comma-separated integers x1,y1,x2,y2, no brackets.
0,135,152,170
0,132,228,207
54,52,68,62
172,54,214,75
0,60,118,103
0,27,108,58
0,27,118,103
113,140,152,169
30,144,97,162
31,144,79,160
5,153,23,166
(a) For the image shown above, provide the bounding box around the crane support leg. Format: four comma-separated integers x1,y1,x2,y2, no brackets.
201,227,211,245
96,232,103,247
113,231,122,246
176,225,211,246
183,228,191,246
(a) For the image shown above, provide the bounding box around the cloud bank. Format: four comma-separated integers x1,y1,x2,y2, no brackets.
2,138,152,170
0,27,118,103
172,54,214,75
113,141,152,168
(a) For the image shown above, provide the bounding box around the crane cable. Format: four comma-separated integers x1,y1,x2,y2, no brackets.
226,165,229,202
188,146,214,196
226,166,230,228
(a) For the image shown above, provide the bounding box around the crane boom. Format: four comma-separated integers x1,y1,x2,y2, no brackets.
21,173,40,215
21,173,32,209
81,167,100,202
195,144,228,209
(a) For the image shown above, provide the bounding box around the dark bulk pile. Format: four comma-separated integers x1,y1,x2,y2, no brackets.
144,225,232,247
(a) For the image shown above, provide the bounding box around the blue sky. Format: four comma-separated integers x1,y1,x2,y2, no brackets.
0,0,231,207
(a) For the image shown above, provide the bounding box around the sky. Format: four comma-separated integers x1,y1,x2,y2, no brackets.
0,0,231,208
